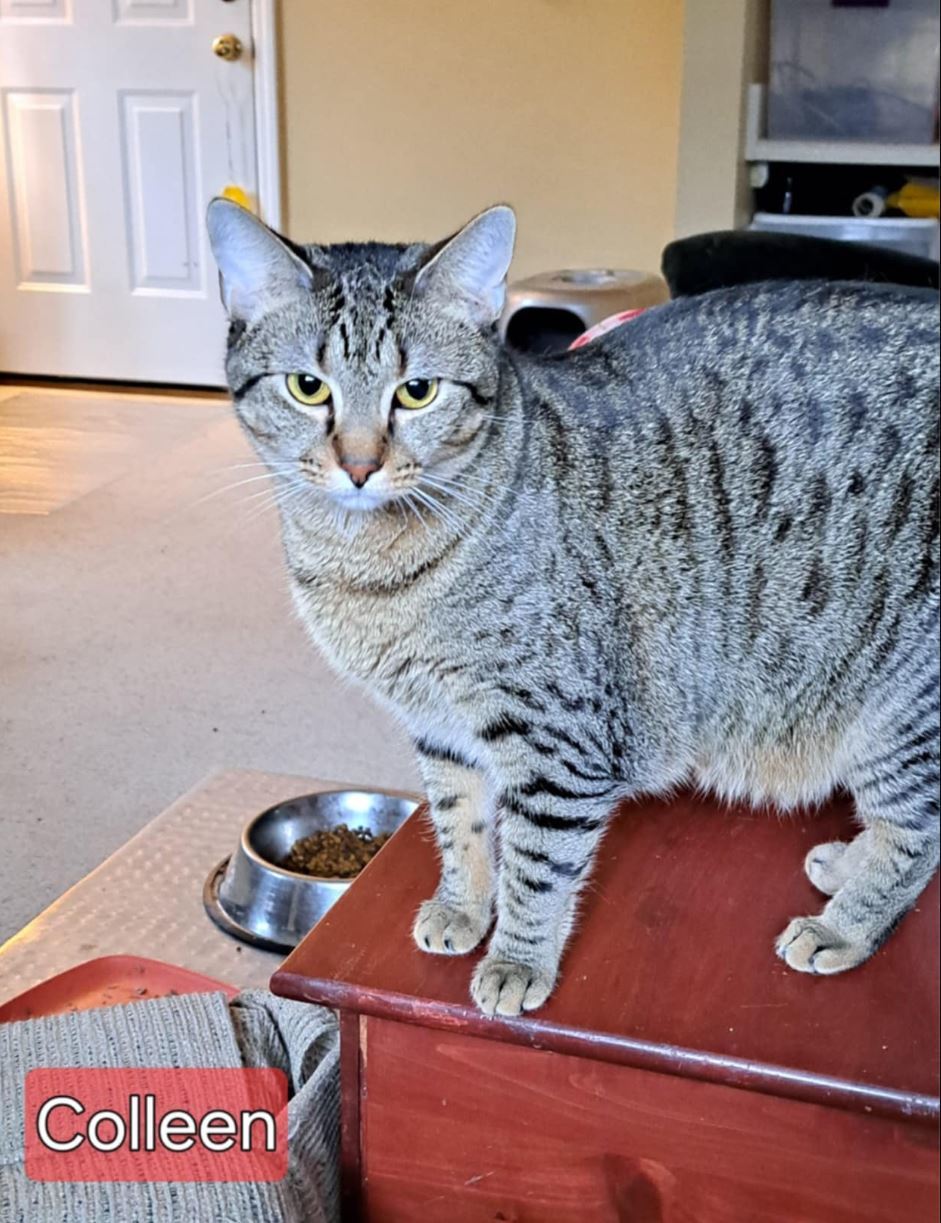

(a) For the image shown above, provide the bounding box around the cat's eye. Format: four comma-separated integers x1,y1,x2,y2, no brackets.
286,372,331,406
394,378,439,410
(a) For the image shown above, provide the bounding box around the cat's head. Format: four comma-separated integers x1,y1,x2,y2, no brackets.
207,201,516,513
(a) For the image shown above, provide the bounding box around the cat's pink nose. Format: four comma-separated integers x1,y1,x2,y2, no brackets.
340,458,381,488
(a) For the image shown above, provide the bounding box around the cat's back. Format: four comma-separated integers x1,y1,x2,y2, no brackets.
543,278,938,434
527,278,938,513
517,277,939,653
621,275,938,353
657,277,932,406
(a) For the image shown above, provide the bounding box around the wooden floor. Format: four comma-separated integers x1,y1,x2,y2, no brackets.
0,387,216,514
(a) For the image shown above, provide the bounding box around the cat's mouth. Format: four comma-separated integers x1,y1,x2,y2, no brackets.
328,485,391,512
301,462,395,512
303,464,449,519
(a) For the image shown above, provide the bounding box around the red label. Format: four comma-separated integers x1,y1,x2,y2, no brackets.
25,1068,287,1182
568,308,647,350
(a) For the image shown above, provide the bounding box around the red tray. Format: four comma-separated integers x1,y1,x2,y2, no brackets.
0,955,237,1024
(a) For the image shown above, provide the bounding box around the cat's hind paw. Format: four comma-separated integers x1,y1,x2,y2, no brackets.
775,916,869,975
413,899,489,956
470,956,555,1017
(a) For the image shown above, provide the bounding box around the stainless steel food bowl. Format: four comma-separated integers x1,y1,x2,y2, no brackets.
203,789,420,952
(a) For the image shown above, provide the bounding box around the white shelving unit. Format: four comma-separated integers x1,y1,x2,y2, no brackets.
742,85,940,260
744,84,941,169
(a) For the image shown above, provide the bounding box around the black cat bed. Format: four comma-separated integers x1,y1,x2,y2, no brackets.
662,230,940,299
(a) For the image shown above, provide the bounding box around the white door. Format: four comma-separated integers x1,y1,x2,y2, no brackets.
0,0,262,385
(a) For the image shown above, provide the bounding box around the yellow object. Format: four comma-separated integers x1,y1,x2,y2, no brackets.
221,185,255,212
886,181,940,220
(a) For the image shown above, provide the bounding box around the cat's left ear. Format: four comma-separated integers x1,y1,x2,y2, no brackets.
414,205,516,325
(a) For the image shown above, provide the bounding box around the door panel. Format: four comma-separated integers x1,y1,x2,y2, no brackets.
0,0,71,22
112,0,194,25
119,91,202,293
4,90,89,287
0,0,257,384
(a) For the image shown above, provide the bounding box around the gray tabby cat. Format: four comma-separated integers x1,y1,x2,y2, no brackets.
207,200,940,1017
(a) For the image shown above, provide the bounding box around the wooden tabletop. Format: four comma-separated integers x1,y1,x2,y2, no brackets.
272,789,939,1123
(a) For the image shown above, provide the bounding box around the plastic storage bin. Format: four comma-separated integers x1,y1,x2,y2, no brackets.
750,211,940,261
768,0,940,143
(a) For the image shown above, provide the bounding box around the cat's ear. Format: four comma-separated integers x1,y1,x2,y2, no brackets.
206,198,319,322
414,205,516,325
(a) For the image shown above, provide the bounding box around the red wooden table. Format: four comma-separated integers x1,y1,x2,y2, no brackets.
272,790,939,1222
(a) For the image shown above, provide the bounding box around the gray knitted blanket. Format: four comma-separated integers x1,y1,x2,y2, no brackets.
0,990,338,1223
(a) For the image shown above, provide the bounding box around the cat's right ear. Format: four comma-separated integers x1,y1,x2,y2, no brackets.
206,199,316,323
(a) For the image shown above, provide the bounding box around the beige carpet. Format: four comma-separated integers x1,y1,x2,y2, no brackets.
0,386,418,945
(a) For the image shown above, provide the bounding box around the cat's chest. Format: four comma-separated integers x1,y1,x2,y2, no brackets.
286,522,591,732
290,573,470,710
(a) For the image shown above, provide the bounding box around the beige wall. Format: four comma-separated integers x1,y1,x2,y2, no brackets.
278,0,684,280
674,0,769,238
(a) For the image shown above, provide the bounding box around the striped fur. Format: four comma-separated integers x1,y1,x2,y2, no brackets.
208,203,940,1016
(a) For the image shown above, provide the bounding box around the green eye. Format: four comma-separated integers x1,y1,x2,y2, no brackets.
286,373,331,406
394,378,439,410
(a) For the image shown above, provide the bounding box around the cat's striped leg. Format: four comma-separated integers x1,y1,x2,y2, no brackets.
412,738,495,956
471,783,614,1017
778,681,940,974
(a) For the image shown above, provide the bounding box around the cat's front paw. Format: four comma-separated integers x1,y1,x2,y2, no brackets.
804,841,852,896
775,916,870,974
470,956,556,1017
413,899,490,956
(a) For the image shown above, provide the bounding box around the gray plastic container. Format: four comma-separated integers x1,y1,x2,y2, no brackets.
750,211,940,262
768,0,940,144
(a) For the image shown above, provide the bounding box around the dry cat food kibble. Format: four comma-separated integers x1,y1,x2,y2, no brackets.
283,824,391,878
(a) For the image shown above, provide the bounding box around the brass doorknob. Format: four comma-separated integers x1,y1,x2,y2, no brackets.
212,33,242,61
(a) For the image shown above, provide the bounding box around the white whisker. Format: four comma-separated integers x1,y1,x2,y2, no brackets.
423,469,520,503
241,478,311,525
411,486,465,536
401,491,430,530
186,470,288,510
212,461,279,473
419,475,488,514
